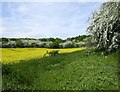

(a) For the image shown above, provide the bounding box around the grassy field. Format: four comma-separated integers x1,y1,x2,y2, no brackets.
2,48,119,90
1,48,85,64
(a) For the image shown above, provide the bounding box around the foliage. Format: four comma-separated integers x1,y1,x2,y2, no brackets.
67,35,90,42
39,38,48,42
47,38,55,42
83,36,96,47
87,2,120,52
59,41,75,48
16,40,24,48
0,35,90,48
49,41,59,48
75,42,85,47
1,38,9,43
1,38,9,48
9,38,18,41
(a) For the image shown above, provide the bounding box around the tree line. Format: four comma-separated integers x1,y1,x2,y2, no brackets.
0,35,91,48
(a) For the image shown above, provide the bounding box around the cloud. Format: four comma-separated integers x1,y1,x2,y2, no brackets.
2,2,101,39
0,26,3,37
17,4,29,14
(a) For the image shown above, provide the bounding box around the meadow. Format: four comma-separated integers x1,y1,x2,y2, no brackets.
2,48,119,90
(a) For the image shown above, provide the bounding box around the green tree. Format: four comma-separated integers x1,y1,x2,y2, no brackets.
55,38,63,43
2,38,9,44
48,38,55,42
9,38,18,41
49,38,63,48
16,40,24,48
31,42,39,47
50,41,59,48
87,2,120,52
40,38,47,42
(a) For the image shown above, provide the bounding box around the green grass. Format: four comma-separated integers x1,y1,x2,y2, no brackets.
2,48,119,90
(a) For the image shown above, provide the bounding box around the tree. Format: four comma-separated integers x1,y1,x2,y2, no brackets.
48,38,55,42
16,40,24,48
55,38,63,43
50,41,59,48
87,2,120,52
59,41,75,48
9,38,18,41
2,38,9,44
1,38,10,48
40,38,47,42
31,42,39,47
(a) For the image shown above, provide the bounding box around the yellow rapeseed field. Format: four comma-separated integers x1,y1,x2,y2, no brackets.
1,48,85,64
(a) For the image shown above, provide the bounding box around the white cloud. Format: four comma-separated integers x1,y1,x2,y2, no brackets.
2,2,102,39
17,4,29,14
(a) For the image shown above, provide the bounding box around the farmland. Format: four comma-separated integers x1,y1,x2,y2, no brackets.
2,48,119,90
1,48,85,64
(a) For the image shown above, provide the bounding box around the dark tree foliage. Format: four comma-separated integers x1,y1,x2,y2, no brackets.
31,42,39,47
40,38,48,42
9,38,18,41
1,38,9,43
49,38,62,48
16,40,24,48
49,41,59,48
66,35,90,42
55,38,63,43
48,38,55,42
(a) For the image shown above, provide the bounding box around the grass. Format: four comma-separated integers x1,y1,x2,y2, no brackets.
1,48,85,64
2,48,119,90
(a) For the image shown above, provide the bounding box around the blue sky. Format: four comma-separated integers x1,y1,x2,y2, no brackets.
1,2,102,39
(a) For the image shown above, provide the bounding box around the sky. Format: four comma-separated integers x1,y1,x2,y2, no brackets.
1,2,102,39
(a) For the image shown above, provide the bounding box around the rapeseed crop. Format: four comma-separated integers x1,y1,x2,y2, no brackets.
1,48,85,64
